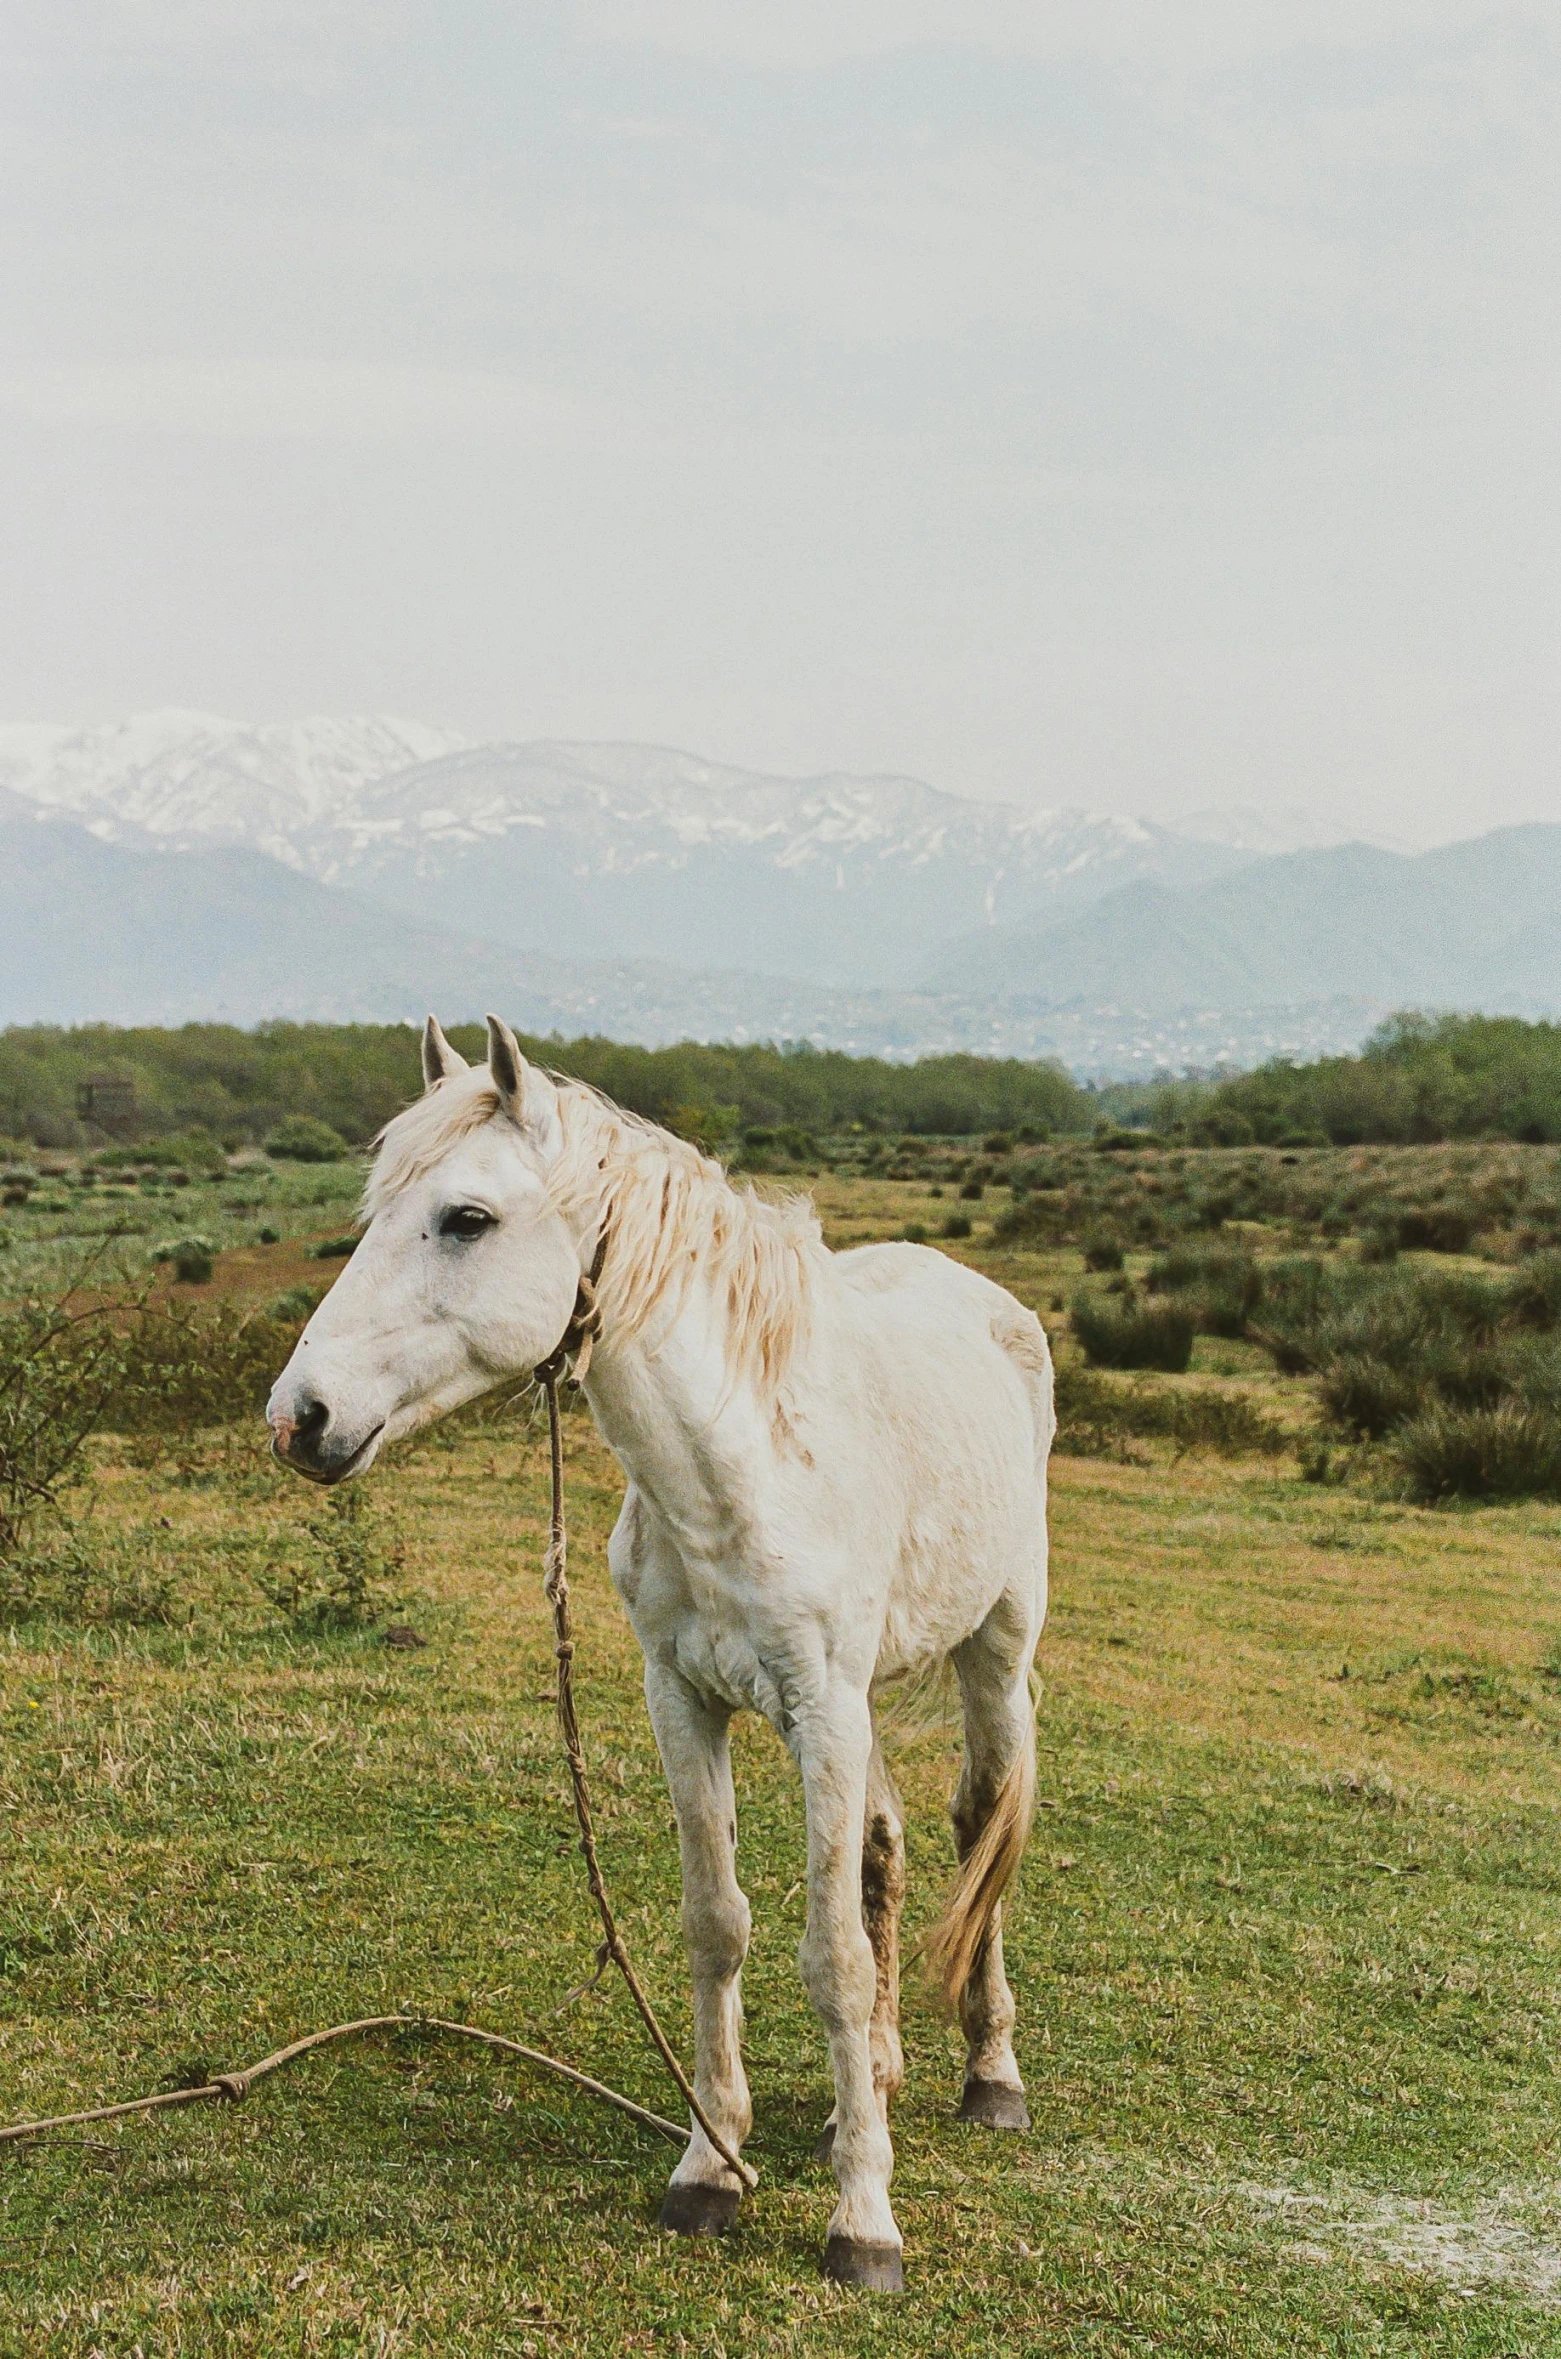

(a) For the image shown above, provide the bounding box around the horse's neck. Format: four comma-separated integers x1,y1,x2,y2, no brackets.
581,1279,762,1523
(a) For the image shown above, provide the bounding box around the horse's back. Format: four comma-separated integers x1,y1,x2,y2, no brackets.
835,1242,1050,1407
830,1240,1053,1488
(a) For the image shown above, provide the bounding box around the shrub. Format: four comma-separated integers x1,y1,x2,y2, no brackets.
0,1293,134,1558
902,1221,929,1243
265,1115,350,1164
268,1283,327,1321
1082,1229,1125,1273
152,1234,217,1283
310,1235,358,1261
940,1211,973,1240
1071,1296,1194,1374
1394,1402,1561,1503
103,1301,304,1434
258,1225,281,1245
97,1131,225,1176
1054,1364,1285,1459
1396,1201,1476,1255
1146,1245,1261,1337
0,1527,177,1626
255,1488,408,1632
1509,1251,1561,1330
1317,1355,1426,1440
958,1177,985,1201
992,1193,1070,1246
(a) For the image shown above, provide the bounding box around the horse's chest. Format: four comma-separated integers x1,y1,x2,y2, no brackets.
609,1490,795,1725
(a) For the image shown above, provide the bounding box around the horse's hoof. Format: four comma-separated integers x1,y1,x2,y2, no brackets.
823,2235,905,2292
658,2184,741,2236
959,2078,1030,2131
814,2119,836,2165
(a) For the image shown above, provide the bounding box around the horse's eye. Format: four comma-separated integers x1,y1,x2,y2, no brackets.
438,1204,496,1242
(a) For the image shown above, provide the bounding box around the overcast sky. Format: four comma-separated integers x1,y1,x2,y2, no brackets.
2,3,1556,842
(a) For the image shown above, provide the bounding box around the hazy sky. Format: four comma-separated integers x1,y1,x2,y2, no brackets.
2,3,1557,842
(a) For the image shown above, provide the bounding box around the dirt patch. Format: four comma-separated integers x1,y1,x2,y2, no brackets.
1240,2179,1561,2304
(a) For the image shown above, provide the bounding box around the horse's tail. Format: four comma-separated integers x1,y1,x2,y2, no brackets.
922,1300,1049,2015
923,1706,1037,2017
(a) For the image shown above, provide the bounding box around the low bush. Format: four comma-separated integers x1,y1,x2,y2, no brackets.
1054,1364,1285,1460
1509,1251,1561,1329
153,1233,216,1283
940,1211,973,1241
1146,1245,1262,1337
0,1292,134,1559
1082,1229,1125,1273
310,1235,358,1261
265,1115,349,1164
1393,1401,1561,1503
255,1488,408,1632
268,1283,327,1321
1395,1202,1477,1255
95,1131,225,1176
0,1526,178,1626
992,1192,1072,1246
1317,1354,1426,1440
1071,1296,1194,1374
103,1301,304,1435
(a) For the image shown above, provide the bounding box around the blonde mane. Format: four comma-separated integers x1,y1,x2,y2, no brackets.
364,1068,823,1397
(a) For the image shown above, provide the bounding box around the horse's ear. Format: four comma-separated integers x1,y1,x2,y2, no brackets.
421,1015,468,1091
485,1013,533,1123
487,1015,563,1154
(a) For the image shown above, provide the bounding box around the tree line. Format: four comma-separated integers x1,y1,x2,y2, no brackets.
1184,1013,1561,1146
9,1010,1561,1158
0,1022,1088,1151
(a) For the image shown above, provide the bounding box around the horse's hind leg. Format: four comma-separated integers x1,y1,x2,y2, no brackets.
947,1591,1041,2130
816,1732,905,2165
863,1736,907,2110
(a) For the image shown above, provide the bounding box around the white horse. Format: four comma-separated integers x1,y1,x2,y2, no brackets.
266,1016,1053,2291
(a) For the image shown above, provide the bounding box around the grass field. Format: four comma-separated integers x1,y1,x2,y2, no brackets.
3,1165,1561,2354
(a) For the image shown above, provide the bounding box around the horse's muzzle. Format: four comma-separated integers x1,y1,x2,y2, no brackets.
268,1388,383,1484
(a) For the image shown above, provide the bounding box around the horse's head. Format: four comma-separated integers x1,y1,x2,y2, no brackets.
266,1015,586,1483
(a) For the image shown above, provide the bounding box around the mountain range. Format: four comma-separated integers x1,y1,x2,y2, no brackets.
0,713,1552,1074
0,712,1251,989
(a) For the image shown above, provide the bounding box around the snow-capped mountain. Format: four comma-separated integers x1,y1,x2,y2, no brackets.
0,714,1251,987
0,711,468,867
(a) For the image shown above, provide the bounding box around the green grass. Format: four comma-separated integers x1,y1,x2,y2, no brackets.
4,1419,1561,2353
0,1157,363,1298
3,1168,1561,2351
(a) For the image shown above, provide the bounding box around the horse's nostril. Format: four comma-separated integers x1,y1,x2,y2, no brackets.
291,1393,330,1456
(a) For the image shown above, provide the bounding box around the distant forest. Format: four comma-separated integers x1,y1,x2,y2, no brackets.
5,1011,1561,1155
1178,1014,1561,1147
0,1022,1088,1151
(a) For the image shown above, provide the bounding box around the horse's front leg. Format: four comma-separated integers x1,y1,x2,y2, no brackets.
795,1685,904,2292
643,1662,753,2234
